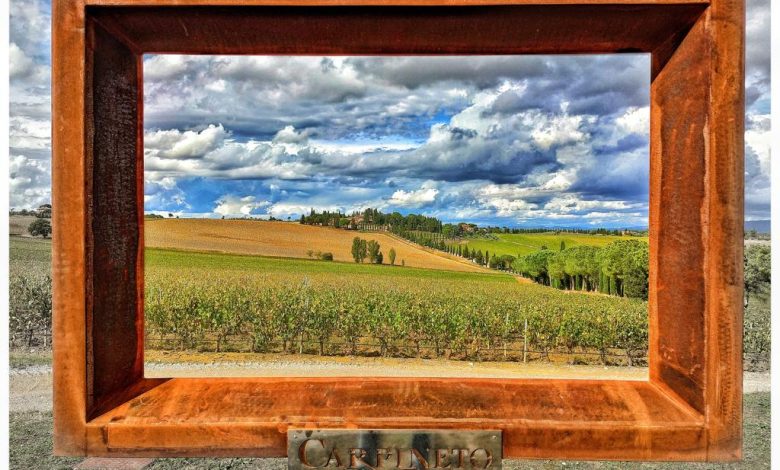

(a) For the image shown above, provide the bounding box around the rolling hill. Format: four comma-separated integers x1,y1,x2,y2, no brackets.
144,218,490,273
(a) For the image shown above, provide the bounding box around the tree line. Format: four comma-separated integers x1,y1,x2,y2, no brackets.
10,203,51,218
300,208,443,233
300,208,647,240
511,240,649,299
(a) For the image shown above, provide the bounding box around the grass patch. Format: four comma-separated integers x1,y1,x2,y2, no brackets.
10,412,81,470
9,393,769,469
10,350,52,369
10,237,52,277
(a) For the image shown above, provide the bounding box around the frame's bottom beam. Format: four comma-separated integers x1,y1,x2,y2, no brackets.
83,377,711,460
85,422,709,461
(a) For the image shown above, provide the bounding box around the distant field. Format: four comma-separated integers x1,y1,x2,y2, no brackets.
461,232,648,258
147,247,511,283
145,218,489,273
9,216,37,237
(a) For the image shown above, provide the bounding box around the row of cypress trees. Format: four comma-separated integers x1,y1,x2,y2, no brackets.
512,240,649,299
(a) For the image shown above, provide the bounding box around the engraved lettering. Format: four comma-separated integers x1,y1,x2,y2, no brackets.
299,439,328,468
452,449,469,469
435,449,451,469
375,448,393,468
349,448,375,470
410,448,430,469
327,448,344,467
287,431,501,470
396,448,416,470
469,449,492,469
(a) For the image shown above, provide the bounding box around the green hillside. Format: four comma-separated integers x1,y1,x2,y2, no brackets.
460,233,648,259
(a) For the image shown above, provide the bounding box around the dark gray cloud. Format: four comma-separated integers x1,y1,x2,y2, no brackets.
142,55,650,144
349,56,552,89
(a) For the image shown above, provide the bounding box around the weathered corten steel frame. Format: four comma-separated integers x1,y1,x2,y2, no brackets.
52,0,744,461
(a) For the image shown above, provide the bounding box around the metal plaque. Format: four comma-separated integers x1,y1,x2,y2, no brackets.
288,429,502,470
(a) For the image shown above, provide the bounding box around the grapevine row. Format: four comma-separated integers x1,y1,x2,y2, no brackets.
145,269,648,365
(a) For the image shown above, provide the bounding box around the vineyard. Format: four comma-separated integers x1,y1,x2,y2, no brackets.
144,248,649,365
8,225,771,372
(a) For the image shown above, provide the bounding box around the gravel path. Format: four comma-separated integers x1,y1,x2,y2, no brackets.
10,366,52,413
143,355,650,380
9,359,769,413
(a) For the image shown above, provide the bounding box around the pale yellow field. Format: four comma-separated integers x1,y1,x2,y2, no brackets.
144,219,491,273
9,215,37,237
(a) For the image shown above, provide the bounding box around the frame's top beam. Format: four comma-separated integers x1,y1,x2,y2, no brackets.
89,4,707,56
85,0,709,5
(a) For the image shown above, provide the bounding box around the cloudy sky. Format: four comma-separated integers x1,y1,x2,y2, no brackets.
10,0,771,228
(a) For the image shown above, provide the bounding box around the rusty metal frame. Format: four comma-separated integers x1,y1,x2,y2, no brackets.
52,0,744,461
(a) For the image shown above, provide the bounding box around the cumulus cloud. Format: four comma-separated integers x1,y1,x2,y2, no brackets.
744,114,771,220
9,116,51,150
272,125,312,145
145,124,227,159
213,195,271,217
388,183,439,208
615,107,649,136
144,176,190,211
10,43,36,79
10,154,51,210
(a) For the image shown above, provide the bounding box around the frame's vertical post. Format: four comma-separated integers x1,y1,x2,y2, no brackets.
703,0,745,458
649,0,744,459
85,18,145,420
52,0,88,456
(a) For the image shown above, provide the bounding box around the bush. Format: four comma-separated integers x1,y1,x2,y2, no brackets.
28,218,52,238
